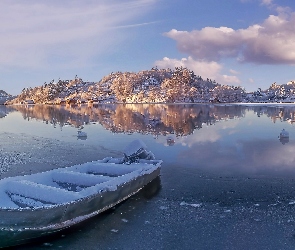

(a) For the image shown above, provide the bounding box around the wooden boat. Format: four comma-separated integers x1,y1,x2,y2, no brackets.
0,140,162,248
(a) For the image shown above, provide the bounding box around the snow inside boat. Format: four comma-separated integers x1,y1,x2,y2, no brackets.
0,140,162,248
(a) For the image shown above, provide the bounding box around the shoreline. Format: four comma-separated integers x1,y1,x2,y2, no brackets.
3,101,295,106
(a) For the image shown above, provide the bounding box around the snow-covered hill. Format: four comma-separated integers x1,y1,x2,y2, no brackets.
3,68,295,105
5,68,247,104
0,90,13,105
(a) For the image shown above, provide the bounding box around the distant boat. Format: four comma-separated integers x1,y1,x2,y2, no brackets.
279,129,289,144
280,129,289,138
77,130,87,139
166,136,175,146
0,140,162,248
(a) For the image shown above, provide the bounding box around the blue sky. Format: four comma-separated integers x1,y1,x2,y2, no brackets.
1,0,295,95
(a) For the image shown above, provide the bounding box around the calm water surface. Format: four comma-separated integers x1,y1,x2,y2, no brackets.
2,104,295,249
1,103,295,177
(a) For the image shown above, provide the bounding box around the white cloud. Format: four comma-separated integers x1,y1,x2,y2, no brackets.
179,139,295,174
154,56,221,78
229,69,240,75
221,75,241,84
164,8,295,65
0,0,156,69
261,0,273,6
154,56,241,85
241,0,273,7
178,129,221,147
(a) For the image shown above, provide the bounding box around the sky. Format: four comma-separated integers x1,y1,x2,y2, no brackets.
1,0,295,95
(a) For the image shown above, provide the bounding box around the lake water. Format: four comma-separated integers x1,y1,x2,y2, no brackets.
1,103,295,177
2,103,295,249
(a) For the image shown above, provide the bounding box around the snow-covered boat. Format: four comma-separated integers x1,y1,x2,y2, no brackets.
0,140,161,248
279,129,289,144
166,136,175,146
77,130,87,138
279,129,289,138
77,130,87,140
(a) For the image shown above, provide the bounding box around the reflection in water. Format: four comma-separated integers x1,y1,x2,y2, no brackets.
2,104,295,136
141,176,162,199
279,137,289,145
0,105,15,119
2,104,295,176
0,104,246,135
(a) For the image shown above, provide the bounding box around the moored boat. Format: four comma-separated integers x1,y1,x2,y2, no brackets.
279,129,289,144
0,140,162,248
279,129,289,138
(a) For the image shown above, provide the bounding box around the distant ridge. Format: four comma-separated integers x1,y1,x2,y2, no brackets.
0,90,10,97
5,67,246,105
0,90,13,105
3,68,295,105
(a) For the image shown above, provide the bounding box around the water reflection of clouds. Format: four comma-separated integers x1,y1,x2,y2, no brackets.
178,129,221,147
220,119,240,130
228,129,238,135
155,127,222,147
174,119,240,148
178,138,295,176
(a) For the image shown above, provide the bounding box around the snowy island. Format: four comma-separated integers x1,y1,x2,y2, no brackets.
2,67,295,105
